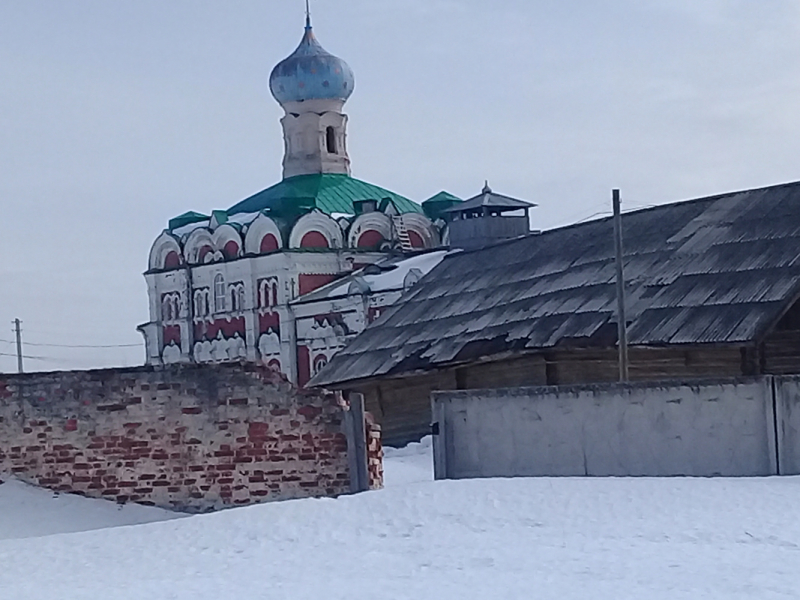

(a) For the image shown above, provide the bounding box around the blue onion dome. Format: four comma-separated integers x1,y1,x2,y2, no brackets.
269,21,355,105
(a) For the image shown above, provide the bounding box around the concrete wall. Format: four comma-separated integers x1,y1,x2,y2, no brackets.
432,378,782,479
0,363,382,512
774,376,800,475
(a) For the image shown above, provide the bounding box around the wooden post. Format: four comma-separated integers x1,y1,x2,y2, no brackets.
344,392,369,493
431,393,448,480
13,319,23,374
613,190,629,382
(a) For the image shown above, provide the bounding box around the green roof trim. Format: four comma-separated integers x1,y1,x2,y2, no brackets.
423,191,463,205
421,190,463,221
210,210,229,228
226,174,423,217
168,211,210,231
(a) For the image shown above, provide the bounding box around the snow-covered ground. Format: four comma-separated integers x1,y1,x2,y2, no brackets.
2,441,800,599
0,479,181,540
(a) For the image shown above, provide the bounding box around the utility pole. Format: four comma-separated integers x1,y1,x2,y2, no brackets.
13,318,23,374
612,190,629,382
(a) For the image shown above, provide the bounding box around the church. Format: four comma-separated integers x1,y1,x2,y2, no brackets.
137,16,466,385
138,14,535,386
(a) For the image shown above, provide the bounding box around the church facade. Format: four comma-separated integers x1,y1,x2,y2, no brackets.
138,16,453,386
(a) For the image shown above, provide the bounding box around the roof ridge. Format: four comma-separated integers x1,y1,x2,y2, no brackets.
447,179,800,257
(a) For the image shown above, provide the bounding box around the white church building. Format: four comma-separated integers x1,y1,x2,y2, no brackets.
138,15,459,386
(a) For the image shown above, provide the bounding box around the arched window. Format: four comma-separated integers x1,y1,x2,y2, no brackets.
313,354,328,375
326,126,337,154
259,280,268,309
258,278,280,309
214,274,226,313
194,290,206,317
162,297,173,322
229,283,246,312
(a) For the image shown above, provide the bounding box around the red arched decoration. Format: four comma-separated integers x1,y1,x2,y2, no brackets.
198,245,213,263
408,231,425,249
356,230,384,249
267,359,281,372
260,233,279,253
164,251,181,269
223,240,240,259
300,231,329,249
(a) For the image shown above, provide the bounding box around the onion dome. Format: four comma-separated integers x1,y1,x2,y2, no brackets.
269,17,355,105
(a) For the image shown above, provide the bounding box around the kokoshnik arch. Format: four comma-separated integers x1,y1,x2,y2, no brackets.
138,15,453,386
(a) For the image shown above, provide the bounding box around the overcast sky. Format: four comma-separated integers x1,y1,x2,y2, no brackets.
2,1,800,372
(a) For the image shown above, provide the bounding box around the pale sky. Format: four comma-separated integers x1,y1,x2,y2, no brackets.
2,1,800,372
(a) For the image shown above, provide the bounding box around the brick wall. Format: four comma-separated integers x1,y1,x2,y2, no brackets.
366,414,383,489
0,363,381,512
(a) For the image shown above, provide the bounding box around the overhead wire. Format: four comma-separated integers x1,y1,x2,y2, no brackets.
0,351,69,362
0,338,140,349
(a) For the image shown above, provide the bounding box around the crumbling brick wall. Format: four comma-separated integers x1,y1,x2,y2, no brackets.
0,363,380,512
366,414,383,489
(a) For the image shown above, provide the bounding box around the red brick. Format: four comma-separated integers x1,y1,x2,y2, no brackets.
297,405,322,420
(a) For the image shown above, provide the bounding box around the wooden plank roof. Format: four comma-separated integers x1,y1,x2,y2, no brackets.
311,181,800,387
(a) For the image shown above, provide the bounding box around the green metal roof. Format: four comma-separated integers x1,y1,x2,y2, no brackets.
226,174,422,217
168,211,210,231
423,191,462,205
421,190,463,221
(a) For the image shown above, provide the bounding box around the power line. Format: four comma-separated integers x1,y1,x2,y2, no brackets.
0,351,66,362
0,338,140,349
23,341,141,349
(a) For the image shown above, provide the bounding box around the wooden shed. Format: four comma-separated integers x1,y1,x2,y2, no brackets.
311,181,800,445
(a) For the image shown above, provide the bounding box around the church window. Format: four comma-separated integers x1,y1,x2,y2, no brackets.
229,283,246,312
313,354,328,375
326,126,337,154
162,297,173,322
258,278,280,309
259,280,268,308
162,293,181,322
194,289,210,317
214,274,226,313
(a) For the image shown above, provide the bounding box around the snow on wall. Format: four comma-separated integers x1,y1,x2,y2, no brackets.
0,364,382,512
